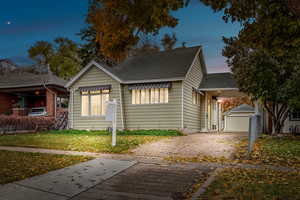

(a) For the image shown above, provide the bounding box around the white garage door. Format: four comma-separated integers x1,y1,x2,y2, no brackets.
225,116,250,132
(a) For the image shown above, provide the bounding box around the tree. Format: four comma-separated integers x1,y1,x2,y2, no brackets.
28,41,53,72
161,33,177,50
130,34,160,56
28,38,82,79
87,0,188,62
50,37,82,79
200,0,300,134
222,96,253,113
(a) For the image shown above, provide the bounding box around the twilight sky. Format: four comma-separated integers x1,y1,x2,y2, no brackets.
0,0,240,73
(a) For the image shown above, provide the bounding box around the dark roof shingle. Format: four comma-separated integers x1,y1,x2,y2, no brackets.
95,46,201,82
199,72,237,90
0,72,67,89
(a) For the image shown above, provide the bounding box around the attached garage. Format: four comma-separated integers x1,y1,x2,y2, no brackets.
223,104,254,132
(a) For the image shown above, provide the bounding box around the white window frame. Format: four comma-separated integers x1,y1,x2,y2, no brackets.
192,90,201,106
81,89,110,117
132,88,169,105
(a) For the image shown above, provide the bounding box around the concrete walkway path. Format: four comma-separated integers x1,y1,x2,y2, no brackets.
131,132,247,158
0,158,136,200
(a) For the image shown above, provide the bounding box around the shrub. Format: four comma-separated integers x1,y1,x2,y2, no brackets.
47,129,183,136
0,115,55,134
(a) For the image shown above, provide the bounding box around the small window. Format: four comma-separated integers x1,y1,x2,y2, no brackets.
192,90,201,105
132,88,169,104
290,112,300,121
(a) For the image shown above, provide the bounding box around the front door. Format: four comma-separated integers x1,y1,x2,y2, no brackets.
211,99,218,131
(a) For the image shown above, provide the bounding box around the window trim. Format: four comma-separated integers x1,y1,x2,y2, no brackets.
192,90,201,106
131,88,169,105
289,112,300,121
80,89,110,117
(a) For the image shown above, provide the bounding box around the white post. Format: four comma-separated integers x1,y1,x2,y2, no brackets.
105,99,117,147
112,99,117,147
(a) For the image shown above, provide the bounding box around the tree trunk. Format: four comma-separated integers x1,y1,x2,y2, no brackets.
264,101,289,136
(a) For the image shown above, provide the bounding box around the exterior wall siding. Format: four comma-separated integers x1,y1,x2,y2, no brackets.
183,53,204,132
122,81,182,129
69,65,123,130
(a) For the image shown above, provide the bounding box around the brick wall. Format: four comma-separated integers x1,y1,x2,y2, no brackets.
46,89,57,117
0,92,15,114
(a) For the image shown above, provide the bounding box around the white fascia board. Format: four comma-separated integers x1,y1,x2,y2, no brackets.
184,46,202,78
65,60,122,88
199,88,239,91
122,77,184,84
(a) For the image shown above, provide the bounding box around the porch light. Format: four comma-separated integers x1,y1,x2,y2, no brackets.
35,91,40,95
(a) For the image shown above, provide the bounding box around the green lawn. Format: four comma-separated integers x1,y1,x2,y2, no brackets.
0,130,180,153
0,150,91,184
233,135,300,168
200,168,300,200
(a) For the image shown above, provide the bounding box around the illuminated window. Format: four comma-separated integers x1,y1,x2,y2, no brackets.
81,89,110,116
192,90,201,105
132,88,168,104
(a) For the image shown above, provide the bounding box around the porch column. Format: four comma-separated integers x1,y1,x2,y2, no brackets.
46,90,57,117
203,93,208,132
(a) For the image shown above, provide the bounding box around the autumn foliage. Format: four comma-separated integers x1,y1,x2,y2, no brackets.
87,0,186,62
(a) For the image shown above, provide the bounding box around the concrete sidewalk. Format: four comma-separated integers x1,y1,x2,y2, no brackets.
0,146,105,157
0,158,136,200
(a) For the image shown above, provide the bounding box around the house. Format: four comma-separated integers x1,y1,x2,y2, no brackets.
0,72,68,117
0,59,17,73
223,104,255,132
66,46,243,132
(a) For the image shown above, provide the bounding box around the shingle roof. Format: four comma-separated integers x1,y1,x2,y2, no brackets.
225,104,255,115
0,72,67,89
199,72,237,90
95,46,202,82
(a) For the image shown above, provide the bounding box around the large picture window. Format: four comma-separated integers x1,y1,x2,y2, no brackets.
132,88,168,104
81,89,110,116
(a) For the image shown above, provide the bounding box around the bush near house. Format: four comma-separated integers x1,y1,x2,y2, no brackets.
47,129,184,136
0,116,55,134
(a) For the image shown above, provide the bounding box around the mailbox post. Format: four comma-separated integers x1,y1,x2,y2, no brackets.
105,99,117,146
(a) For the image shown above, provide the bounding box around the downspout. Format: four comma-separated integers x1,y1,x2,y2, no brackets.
118,84,124,130
72,88,74,129
181,81,184,129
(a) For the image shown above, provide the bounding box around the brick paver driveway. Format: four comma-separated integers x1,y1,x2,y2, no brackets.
130,132,247,159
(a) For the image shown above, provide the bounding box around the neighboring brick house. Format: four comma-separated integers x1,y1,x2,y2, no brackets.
0,72,68,117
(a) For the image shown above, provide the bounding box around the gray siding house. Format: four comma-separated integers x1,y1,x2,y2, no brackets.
66,46,240,132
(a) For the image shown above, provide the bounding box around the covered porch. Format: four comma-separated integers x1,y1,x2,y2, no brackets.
202,89,246,132
0,72,68,117
0,86,68,117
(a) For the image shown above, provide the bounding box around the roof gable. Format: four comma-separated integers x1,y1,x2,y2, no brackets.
66,46,204,87
225,104,254,115
66,60,122,88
